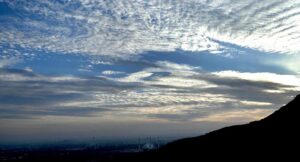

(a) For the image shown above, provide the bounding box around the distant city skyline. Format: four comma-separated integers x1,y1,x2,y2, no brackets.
0,0,300,143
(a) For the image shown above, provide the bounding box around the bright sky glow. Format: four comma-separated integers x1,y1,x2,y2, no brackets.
0,0,300,143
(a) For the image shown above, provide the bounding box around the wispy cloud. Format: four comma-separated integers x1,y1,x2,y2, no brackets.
1,1,300,141
1,0,300,60
0,57,21,68
213,70,300,90
102,70,125,76
1,62,299,122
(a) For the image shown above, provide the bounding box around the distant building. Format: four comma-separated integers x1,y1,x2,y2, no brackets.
142,143,156,151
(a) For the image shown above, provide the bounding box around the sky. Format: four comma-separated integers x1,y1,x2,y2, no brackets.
0,0,300,144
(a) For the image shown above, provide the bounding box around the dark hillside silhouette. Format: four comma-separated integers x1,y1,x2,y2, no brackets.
157,94,300,161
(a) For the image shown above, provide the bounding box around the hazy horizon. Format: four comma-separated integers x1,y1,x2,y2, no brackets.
1,0,300,144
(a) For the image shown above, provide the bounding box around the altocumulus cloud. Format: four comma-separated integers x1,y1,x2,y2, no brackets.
0,62,299,122
1,0,300,59
0,0,300,140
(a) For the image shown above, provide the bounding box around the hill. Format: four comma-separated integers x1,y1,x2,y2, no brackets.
156,94,300,161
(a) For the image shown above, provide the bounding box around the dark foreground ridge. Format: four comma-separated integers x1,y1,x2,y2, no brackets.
154,94,300,161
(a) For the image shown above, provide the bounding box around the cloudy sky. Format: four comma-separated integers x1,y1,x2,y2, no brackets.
1,0,300,144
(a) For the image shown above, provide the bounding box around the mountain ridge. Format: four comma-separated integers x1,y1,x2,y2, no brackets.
153,94,300,161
